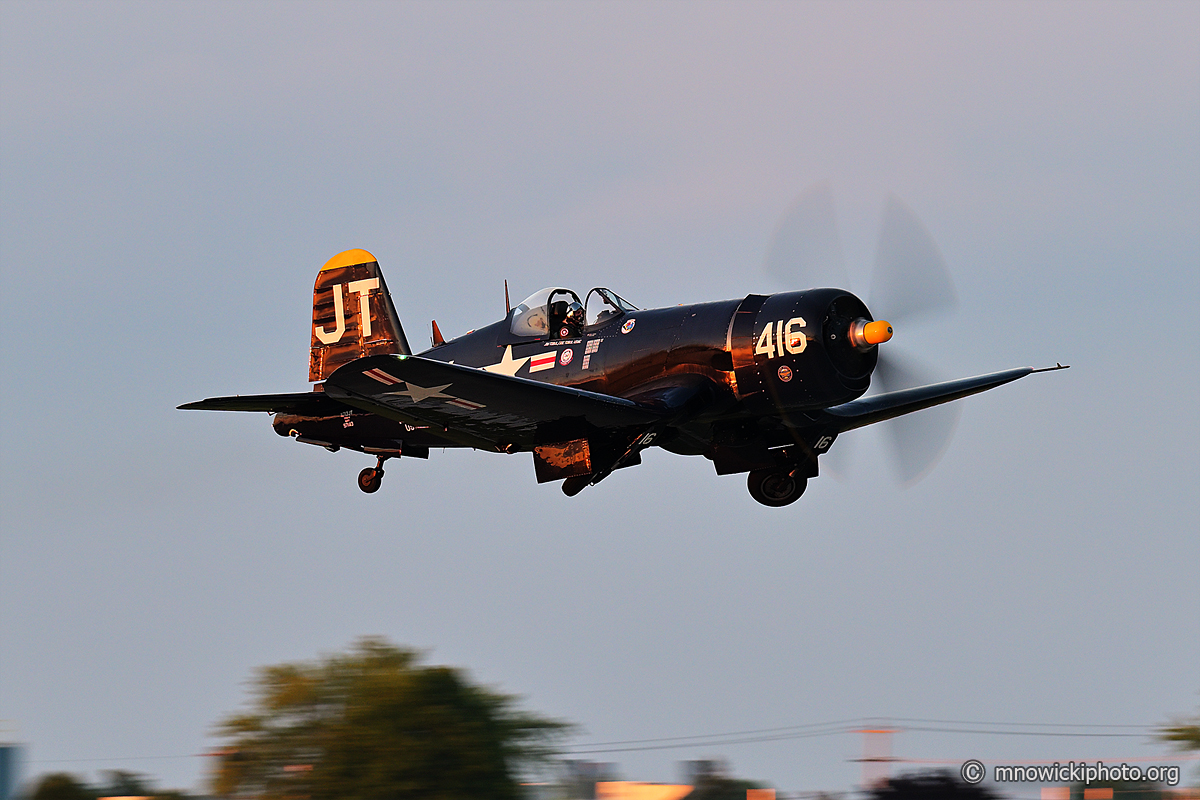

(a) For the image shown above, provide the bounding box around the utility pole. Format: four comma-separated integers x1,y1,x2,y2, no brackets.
852,727,899,790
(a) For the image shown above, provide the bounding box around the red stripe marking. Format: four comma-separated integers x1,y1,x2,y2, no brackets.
364,368,402,385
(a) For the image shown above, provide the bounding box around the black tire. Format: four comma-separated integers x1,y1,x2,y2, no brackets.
747,467,806,507
357,467,382,493
561,476,590,497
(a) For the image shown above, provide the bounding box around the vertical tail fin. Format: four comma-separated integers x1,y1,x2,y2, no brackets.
309,249,411,382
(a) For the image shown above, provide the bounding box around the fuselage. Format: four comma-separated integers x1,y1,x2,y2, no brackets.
275,287,880,463
426,288,876,409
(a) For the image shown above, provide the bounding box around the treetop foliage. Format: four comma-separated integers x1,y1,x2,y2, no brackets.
27,770,189,800
1158,710,1200,752
212,637,571,800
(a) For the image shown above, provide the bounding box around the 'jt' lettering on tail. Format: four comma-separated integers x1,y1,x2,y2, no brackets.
306,249,411,382
315,279,380,344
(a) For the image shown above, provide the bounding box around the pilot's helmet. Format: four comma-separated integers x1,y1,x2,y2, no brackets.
564,301,585,327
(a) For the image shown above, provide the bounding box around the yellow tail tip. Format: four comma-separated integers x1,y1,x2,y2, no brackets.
320,249,378,272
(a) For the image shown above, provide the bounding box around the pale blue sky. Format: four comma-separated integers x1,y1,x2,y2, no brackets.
2,1,1197,795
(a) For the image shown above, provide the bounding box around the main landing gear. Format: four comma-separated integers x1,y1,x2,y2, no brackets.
747,466,808,507
357,456,389,493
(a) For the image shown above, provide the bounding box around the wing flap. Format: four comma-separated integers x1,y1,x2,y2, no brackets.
324,354,665,450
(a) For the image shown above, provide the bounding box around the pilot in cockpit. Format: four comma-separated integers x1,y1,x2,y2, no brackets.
562,300,585,335
547,297,585,339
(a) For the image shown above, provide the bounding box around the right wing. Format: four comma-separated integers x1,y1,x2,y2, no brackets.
324,354,666,451
178,392,350,416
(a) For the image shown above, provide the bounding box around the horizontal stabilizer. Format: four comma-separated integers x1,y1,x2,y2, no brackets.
324,354,664,451
178,392,350,415
822,367,1037,432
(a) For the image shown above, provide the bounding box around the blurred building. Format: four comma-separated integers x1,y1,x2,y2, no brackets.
681,758,730,784
595,782,692,800
0,745,20,800
539,758,774,800
557,761,620,799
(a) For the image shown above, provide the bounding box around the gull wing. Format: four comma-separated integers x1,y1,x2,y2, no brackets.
178,392,350,415
820,366,1046,432
323,354,665,451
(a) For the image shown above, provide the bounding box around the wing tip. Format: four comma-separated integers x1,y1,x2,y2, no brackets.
1030,362,1070,374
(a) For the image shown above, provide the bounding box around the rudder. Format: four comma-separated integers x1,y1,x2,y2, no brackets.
309,249,411,382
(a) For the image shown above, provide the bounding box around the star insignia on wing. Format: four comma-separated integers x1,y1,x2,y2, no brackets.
386,382,453,403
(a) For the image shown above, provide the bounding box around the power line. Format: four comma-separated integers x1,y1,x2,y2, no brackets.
884,716,1156,730
899,726,1150,739
26,718,1173,763
564,717,1163,754
565,726,854,755
565,718,864,749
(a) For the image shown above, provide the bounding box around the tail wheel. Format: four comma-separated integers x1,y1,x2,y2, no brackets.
747,467,806,507
358,467,383,493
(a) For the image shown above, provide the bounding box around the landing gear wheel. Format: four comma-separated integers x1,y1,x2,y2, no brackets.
561,475,591,497
747,467,807,507
357,467,383,493
357,456,390,494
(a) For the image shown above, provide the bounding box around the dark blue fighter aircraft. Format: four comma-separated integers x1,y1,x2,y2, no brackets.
182,236,1064,506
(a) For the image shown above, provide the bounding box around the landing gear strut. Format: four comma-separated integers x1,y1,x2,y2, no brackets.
357,456,389,493
747,466,807,507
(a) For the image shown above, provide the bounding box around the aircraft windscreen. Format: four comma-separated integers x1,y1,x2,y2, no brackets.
585,288,638,326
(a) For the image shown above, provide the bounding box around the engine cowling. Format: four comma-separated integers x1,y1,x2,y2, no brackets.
729,289,881,413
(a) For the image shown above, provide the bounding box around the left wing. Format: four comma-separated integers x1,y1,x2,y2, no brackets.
819,365,1066,432
324,354,665,451
179,391,350,415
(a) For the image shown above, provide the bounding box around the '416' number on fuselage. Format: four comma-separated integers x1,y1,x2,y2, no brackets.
755,317,808,360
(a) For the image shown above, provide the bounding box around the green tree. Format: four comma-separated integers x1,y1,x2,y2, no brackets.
212,637,570,800
96,771,152,798
25,770,195,800
1158,706,1199,787
1158,710,1200,752
28,774,93,800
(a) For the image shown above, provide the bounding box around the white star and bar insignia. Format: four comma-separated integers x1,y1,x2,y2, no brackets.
482,345,530,377
386,382,453,403
362,368,485,409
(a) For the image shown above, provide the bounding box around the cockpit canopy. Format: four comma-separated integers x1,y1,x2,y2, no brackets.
509,286,638,337
509,288,579,337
